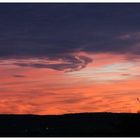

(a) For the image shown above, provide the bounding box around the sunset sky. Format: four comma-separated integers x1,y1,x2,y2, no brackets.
1,3,140,114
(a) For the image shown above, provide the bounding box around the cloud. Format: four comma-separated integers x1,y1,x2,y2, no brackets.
1,4,140,71
12,74,26,78
118,32,140,41
121,73,132,76
14,55,92,72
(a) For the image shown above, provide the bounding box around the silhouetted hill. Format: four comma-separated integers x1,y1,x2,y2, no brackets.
0,112,140,137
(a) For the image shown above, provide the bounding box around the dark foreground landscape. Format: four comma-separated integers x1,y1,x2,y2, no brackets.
0,112,140,137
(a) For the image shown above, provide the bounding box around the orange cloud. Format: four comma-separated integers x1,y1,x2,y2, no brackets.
0,53,140,114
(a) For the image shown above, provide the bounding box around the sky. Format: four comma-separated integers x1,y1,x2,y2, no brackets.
1,3,140,114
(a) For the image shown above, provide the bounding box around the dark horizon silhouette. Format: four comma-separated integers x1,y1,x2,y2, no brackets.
0,112,140,137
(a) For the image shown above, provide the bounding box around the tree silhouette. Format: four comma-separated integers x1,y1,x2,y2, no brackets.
136,98,140,113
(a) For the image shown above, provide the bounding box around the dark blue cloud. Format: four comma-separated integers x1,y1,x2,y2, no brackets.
0,3,140,71
15,55,92,72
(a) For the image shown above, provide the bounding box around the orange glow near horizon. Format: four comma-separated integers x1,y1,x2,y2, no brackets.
0,53,140,115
